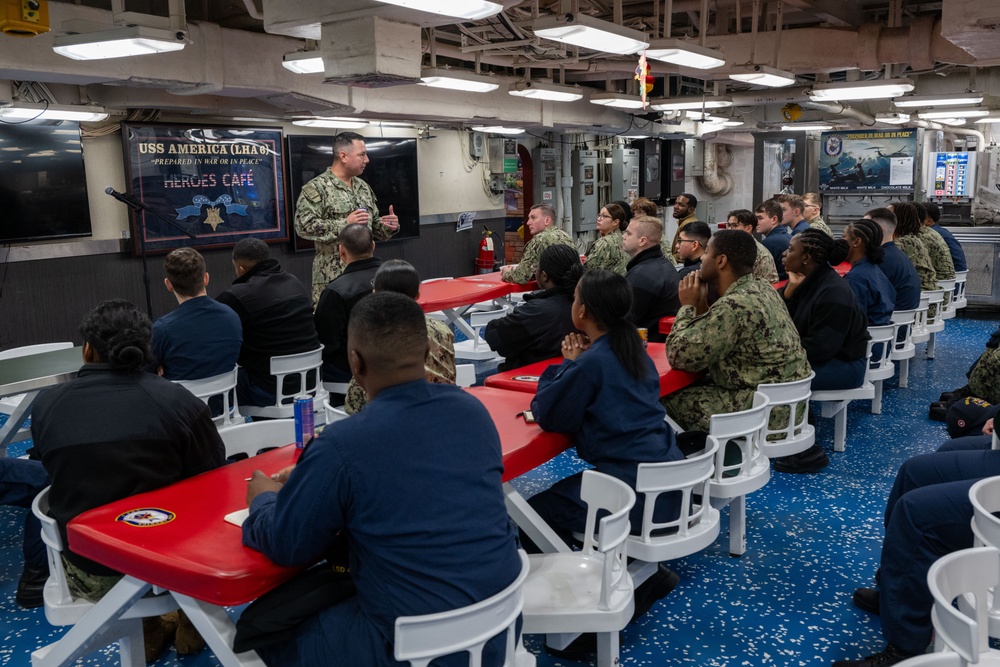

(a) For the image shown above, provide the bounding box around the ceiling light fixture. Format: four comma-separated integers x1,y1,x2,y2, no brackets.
917,108,990,120
374,0,502,20
808,78,914,102
875,112,911,124
291,117,369,129
419,67,499,93
974,115,1000,124
533,14,649,56
53,25,188,60
781,123,834,131
282,50,324,74
685,110,727,122
650,96,733,111
469,125,525,135
0,103,109,122
590,92,647,110
729,64,796,88
508,81,585,102
893,93,985,108
645,38,725,70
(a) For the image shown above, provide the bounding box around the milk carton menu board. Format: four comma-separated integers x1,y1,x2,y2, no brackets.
931,152,977,199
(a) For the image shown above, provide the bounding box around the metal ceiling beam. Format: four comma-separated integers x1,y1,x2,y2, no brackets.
779,0,864,27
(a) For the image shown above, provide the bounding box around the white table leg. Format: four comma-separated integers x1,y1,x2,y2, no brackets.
174,593,267,667
503,482,571,554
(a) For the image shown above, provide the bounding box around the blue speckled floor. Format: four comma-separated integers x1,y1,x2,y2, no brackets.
1,314,997,666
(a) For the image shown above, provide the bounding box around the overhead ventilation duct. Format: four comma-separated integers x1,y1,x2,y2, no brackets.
698,142,734,197
320,16,421,87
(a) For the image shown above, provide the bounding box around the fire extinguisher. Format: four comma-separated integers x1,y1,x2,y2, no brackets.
475,226,495,274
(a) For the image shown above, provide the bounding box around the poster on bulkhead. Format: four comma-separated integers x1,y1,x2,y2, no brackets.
818,129,917,191
121,123,287,254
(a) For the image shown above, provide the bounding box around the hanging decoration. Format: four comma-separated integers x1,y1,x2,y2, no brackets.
635,53,654,108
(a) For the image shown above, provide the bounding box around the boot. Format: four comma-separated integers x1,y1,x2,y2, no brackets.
174,609,207,655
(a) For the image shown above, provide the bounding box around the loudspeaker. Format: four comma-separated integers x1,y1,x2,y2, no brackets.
470,131,485,158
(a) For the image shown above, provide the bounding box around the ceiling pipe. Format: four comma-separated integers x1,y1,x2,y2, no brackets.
908,119,987,147
241,0,263,21
803,100,877,126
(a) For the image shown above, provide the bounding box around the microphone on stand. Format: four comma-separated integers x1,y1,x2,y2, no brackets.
104,186,140,208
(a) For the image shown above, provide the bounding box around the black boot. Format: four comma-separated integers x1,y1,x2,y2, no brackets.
851,587,879,614
774,444,830,473
15,563,49,609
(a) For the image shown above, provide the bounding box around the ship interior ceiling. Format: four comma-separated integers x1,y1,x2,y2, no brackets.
0,0,997,138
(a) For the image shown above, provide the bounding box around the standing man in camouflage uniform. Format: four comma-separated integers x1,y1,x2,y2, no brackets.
294,132,400,304
662,230,811,432
501,204,575,284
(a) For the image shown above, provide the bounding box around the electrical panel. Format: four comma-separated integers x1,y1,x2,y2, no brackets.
610,148,640,204
571,149,599,232
532,147,559,209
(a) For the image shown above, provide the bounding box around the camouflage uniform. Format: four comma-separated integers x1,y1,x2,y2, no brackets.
662,274,812,432
918,225,956,281
293,169,397,304
895,235,937,290
808,216,833,238
753,239,780,283
502,225,576,284
344,316,456,414
969,347,1000,405
585,229,627,275
669,214,699,262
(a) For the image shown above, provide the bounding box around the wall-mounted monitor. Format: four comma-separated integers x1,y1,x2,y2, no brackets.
286,135,420,251
0,120,92,243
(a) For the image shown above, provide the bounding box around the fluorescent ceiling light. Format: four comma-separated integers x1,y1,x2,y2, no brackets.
710,120,745,127
893,93,985,108
533,14,649,55
685,111,727,122
875,112,911,124
650,96,733,111
469,125,525,135
508,81,584,102
729,65,796,88
419,67,499,93
292,117,369,129
781,123,834,131
590,92,646,110
52,25,187,60
621,134,649,139
374,0,502,20
645,38,725,70
974,116,1000,124
0,104,109,122
808,78,914,101
282,51,323,74
918,108,990,119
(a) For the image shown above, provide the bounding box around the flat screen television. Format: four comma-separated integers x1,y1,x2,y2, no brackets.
0,120,92,243
286,135,420,250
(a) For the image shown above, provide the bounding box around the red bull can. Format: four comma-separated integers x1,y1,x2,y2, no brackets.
294,396,314,448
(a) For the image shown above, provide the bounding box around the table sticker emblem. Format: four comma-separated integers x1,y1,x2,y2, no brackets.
512,375,541,382
116,508,176,527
